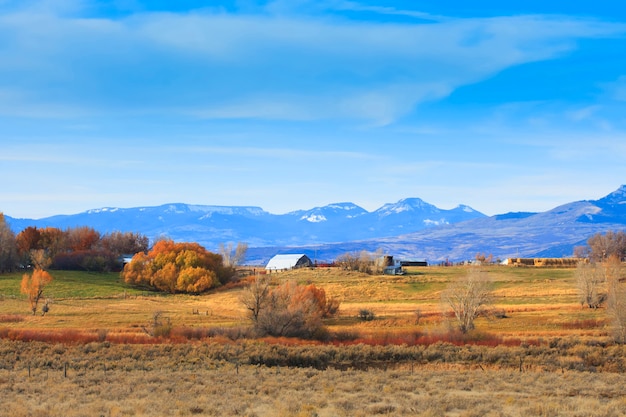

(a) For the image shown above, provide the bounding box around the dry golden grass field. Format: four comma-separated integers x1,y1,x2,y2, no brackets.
1,265,626,416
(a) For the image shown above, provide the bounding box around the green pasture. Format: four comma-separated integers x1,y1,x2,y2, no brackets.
0,270,143,299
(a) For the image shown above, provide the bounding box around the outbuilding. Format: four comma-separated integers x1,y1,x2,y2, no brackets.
265,254,313,271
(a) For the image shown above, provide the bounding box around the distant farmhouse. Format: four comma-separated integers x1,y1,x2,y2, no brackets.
377,255,427,275
265,254,313,272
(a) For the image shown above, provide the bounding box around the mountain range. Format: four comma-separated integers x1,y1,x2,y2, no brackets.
5,186,626,265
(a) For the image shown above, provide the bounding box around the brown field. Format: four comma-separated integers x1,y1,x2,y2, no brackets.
1,265,625,416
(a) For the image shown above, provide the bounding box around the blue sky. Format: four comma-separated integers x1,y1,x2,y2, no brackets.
1,0,626,219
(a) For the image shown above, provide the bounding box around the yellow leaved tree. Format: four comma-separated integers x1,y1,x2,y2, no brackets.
21,268,53,315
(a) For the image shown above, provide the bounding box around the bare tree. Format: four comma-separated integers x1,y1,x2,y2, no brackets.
605,256,626,343
0,213,18,273
240,275,271,323
232,242,248,267
219,242,248,268
442,267,492,333
336,249,382,274
586,231,626,262
575,260,606,309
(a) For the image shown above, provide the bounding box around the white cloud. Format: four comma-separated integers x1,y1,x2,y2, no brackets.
0,4,624,124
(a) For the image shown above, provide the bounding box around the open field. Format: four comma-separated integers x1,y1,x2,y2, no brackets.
0,265,610,340
1,265,624,416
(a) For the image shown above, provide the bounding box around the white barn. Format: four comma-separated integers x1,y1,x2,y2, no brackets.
265,254,313,271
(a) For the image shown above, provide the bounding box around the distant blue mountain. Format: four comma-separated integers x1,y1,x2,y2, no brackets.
285,186,626,265
5,186,626,265
4,198,485,257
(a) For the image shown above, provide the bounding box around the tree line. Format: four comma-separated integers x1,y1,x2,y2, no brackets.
0,213,149,273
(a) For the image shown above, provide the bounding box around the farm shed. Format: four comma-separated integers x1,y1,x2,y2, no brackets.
376,255,406,275
265,254,313,271
400,259,428,267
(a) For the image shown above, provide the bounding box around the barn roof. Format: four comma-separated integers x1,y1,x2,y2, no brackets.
265,254,310,270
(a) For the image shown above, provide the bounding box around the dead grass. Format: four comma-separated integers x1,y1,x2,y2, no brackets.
2,265,625,416
2,340,626,417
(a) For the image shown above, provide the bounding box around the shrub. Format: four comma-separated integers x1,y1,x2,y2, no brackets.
242,279,340,339
358,309,375,321
51,249,119,272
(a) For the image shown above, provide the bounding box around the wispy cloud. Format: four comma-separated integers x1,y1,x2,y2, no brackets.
1,3,624,125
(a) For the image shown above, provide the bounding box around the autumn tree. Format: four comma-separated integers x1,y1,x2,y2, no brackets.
38,227,67,260
122,239,231,293
16,226,42,266
21,268,53,315
0,213,18,273
575,260,606,309
442,267,492,333
301,283,340,318
66,226,101,251
243,280,340,338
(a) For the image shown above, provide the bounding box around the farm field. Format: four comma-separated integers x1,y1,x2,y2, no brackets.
1,265,625,416
0,266,610,340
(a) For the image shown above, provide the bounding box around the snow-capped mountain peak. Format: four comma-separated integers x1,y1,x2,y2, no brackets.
376,198,438,217
301,214,327,223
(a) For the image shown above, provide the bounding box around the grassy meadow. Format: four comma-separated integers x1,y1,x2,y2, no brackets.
0,265,604,339
1,265,625,416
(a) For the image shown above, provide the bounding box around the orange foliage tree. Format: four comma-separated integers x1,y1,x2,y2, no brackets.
121,239,231,293
66,226,101,251
242,279,340,338
20,268,54,315
16,226,42,258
